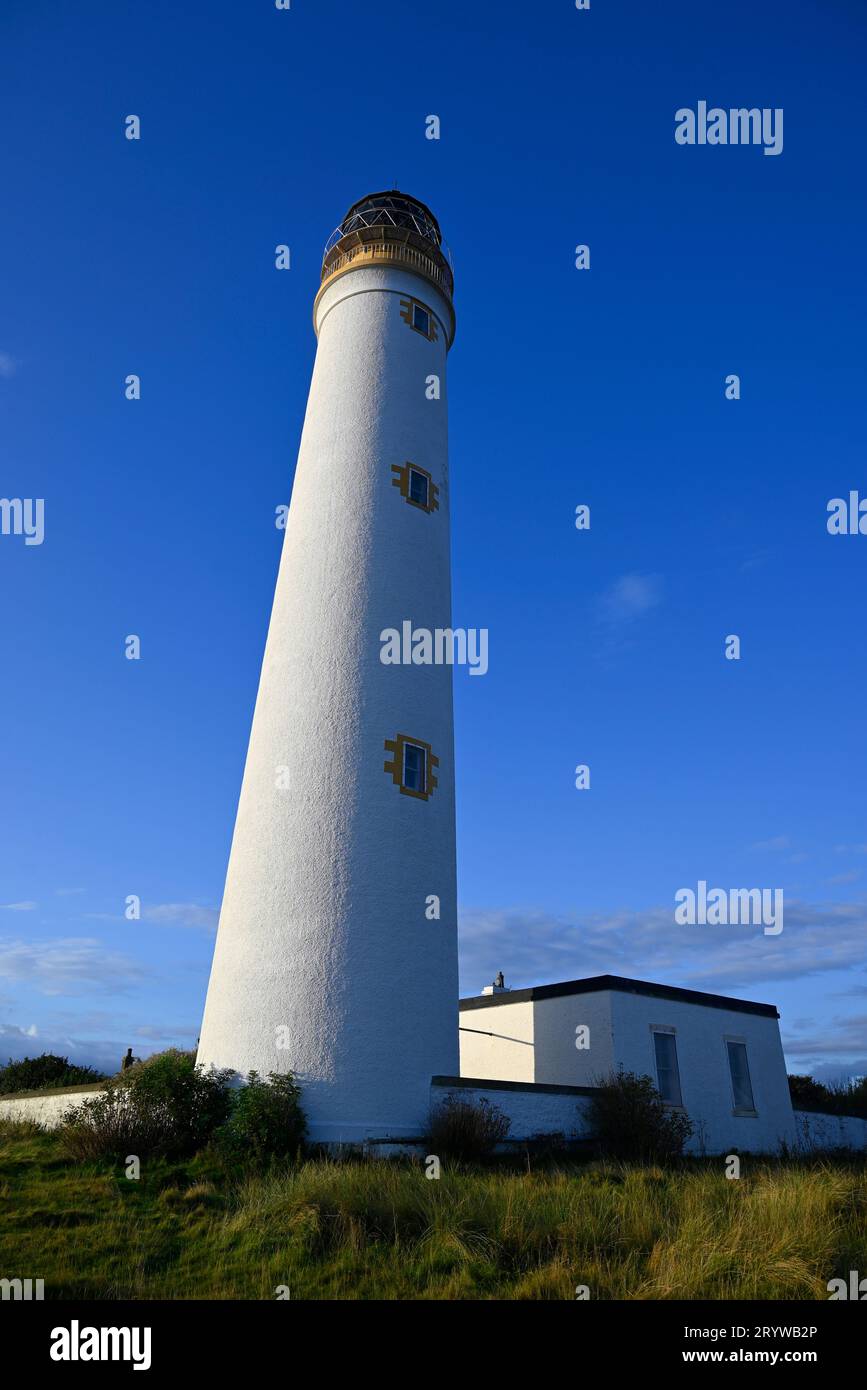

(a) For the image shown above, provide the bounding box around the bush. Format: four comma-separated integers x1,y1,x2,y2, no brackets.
0,1053,107,1095
788,1074,867,1119
218,1071,306,1165
588,1069,693,1162
425,1094,510,1161
59,1049,234,1161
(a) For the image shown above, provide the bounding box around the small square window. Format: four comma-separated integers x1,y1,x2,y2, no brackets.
403,742,426,795
412,304,430,336
726,1040,755,1112
409,468,429,508
652,1030,683,1106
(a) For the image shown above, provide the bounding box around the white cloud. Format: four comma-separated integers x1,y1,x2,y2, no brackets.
0,937,149,996
0,352,17,378
0,901,37,912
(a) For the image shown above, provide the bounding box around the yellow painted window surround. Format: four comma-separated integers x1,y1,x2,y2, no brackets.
383,733,439,800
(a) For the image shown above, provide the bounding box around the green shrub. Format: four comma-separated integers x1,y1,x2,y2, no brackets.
425,1094,510,1161
588,1069,693,1162
218,1071,306,1165
59,1049,234,1161
0,1053,107,1095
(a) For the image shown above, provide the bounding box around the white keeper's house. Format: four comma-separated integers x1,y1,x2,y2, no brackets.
450,973,801,1155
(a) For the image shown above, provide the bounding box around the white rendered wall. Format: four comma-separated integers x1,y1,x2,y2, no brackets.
459,991,616,1085
197,264,459,1142
533,991,617,1085
607,991,798,1154
459,999,536,1082
0,1086,102,1128
431,1079,594,1143
794,1109,867,1152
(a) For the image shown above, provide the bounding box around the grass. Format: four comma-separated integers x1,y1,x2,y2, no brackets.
1,1119,865,1299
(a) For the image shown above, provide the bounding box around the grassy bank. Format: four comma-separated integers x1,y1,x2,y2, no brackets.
1,1120,865,1299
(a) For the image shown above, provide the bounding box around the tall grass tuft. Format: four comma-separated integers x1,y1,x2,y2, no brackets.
425,1094,510,1161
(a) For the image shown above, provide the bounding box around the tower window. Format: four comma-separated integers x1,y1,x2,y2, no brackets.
383,733,439,800
408,467,429,508
726,1040,756,1113
652,1028,683,1106
399,296,438,342
391,462,439,513
403,742,426,794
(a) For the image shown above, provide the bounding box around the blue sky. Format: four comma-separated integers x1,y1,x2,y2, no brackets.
1,0,865,1080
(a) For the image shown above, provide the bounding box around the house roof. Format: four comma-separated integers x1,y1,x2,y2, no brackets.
459,973,779,1019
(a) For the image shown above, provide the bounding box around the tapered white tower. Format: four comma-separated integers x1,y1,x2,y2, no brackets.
197,192,459,1142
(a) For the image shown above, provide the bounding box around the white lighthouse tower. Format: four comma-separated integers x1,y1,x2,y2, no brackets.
197,192,459,1143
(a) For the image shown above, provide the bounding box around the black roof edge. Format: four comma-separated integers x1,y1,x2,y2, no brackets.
459,974,779,1019
432,1075,599,1097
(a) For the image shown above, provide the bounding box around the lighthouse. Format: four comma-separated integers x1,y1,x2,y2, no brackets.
197,192,459,1143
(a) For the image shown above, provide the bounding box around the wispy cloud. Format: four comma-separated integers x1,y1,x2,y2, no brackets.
750,835,790,853
84,902,219,931
781,1013,867,1082
458,898,867,1003
0,901,37,912
0,352,17,378
0,937,149,996
597,573,662,624
145,903,219,931
134,1024,199,1041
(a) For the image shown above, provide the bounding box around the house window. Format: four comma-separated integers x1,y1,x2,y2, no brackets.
726,1040,756,1113
408,467,429,509
383,733,439,800
652,1029,683,1106
413,304,430,336
403,742,426,794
